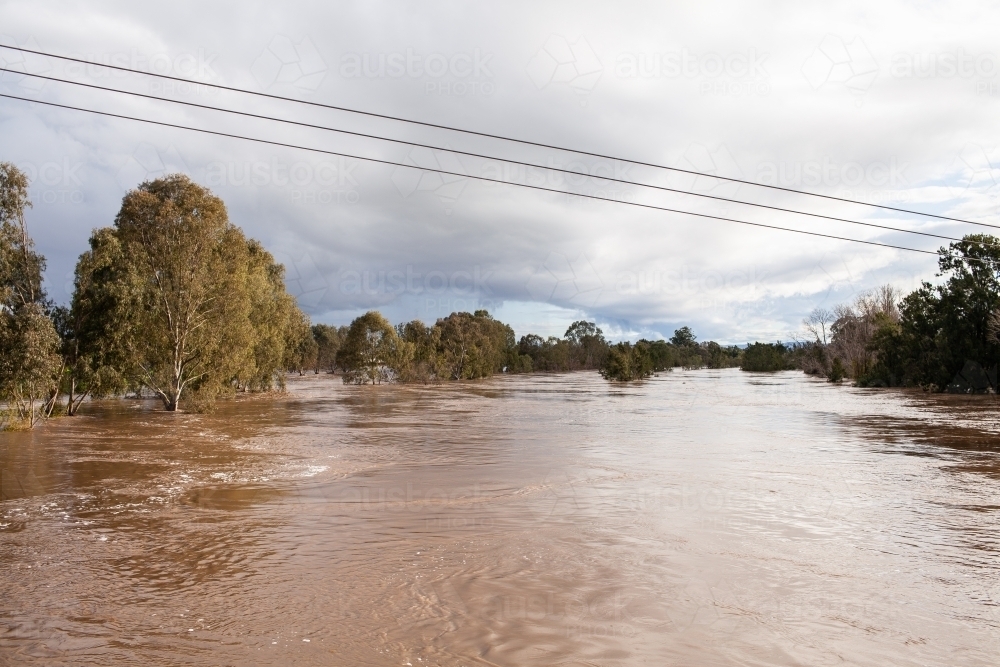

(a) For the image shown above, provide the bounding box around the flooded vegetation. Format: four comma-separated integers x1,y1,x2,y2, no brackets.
4,110,1000,667
3,371,999,665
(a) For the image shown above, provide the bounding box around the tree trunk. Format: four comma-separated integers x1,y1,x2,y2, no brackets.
66,378,77,416
163,384,181,411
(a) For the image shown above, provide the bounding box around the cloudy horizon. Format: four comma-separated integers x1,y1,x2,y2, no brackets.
2,1,998,344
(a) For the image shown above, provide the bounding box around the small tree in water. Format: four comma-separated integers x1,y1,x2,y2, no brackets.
0,163,62,428
740,342,792,372
829,358,847,383
337,311,401,384
600,342,653,381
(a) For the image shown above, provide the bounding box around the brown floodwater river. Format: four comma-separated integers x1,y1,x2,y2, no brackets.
2,370,1000,665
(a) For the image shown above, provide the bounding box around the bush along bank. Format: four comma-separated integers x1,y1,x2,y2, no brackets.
797,235,1000,393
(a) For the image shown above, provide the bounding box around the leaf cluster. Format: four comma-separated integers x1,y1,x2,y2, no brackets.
0,163,61,427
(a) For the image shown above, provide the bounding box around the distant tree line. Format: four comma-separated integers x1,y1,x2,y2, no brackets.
12,165,991,430
323,314,747,384
0,152,763,428
599,326,742,381
321,311,612,384
1,168,654,425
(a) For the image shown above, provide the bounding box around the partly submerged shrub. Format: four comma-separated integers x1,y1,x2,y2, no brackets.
600,342,653,381
740,342,792,372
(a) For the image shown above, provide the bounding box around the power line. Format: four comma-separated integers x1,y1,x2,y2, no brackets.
0,92,940,256
0,42,992,228
1,66,984,244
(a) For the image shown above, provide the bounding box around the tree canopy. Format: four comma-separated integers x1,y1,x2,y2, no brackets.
740,342,793,372
864,236,1000,390
336,311,400,384
600,342,653,381
70,175,309,410
0,163,61,428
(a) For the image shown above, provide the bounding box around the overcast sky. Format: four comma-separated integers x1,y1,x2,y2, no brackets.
2,1,998,342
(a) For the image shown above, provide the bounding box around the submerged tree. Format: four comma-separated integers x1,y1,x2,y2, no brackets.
336,310,530,383
827,285,901,380
337,311,401,384
243,240,310,390
58,227,135,414
72,175,307,410
517,333,571,371
0,303,62,427
600,342,653,381
0,163,43,307
312,323,346,373
564,320,610,369
0,163,61,428
515,320,607,372
434,310,523,379
394,319,445,381
740,342,792,372
640,339,675,371
284,308,318,377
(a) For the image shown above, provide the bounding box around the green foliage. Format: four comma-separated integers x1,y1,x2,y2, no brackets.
71,175,308,410
239,239,308,392
669,326,696,347
336,311,400,384
337,310,529,383
517,320,609,371
395,319,439,381
701,340,743,369
284,309,318,376
740,342,792,372
52,303,122,415
599,342,653,381
0,162,43,308
0,163,61,428
564,320,610,368
434,310,516,379
629,333,741,373
0,304,62,428
642,339,674,371
62,227,131,409
312,324,345,372
518,334,572,371
863,236,1000,390
829,357,847,383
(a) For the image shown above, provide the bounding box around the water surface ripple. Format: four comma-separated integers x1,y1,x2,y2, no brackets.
2,370,999,665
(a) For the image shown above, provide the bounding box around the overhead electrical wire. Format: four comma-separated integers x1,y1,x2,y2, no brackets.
0,66,986,245
0,91,940,256
0,42,992,229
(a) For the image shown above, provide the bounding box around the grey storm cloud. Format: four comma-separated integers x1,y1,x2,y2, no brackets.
1,0,998,342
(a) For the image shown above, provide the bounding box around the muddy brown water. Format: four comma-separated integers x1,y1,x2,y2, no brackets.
2,370,999,666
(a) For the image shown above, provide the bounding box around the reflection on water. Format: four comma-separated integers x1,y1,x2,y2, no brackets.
2,370,999,665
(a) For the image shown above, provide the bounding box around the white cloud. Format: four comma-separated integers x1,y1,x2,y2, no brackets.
1,0,996,343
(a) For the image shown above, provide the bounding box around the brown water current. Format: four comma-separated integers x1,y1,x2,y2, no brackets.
2,370,1000,665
